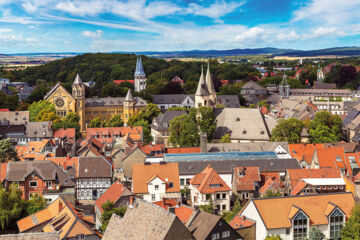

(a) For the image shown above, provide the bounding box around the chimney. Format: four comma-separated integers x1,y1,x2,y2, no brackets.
129,196,134,208
200,132,207,153
59,201,63,212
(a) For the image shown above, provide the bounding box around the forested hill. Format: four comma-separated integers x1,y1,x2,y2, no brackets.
1,53,260,99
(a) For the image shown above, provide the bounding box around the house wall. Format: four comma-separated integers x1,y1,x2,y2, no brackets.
241,201,267,240
204,219,242,240
144,177,166,202
76,178,111,200
121,149,146,180
190,186,230,212
237,225,256,240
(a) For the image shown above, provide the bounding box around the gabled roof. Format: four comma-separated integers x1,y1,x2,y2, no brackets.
230,216,255,230
95,181,133,213
73,73,83,85
77,157,112,178
195,67,210,96
0,111,29,126
102,199,193,240
165,147,200,154
132,162,180,194
44,82,74,100
151,110,186,131
53,128,76,139
288,144,324,165
189,164,231,194
242,81,266,91
154,200,195,224
287,168,341,188
240,192,355,229
316,147,346,169
233,167,261,191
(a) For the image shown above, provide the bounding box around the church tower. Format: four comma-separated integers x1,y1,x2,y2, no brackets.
317,65,324,82
279,74,290,98
123,89,134,124
195,66,211,108
134,56,146,92
205,62,216,105
72,73,86,133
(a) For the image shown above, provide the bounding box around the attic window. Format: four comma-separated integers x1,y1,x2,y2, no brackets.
236,118,240,122
238,171,244,177
336,156,342,162
260,130,265,135
210,184,221,188
243,130,247,134
349,156,356,163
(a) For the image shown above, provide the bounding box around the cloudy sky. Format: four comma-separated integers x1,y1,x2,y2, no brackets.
1,0,360,53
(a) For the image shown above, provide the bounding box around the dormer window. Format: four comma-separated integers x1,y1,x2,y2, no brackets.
238,171,244,177
260,130,265,135
243,130,247,134
336,156,342,162
210,184,221,188
236,117,240,122
330,208,344,239
293,211,308,240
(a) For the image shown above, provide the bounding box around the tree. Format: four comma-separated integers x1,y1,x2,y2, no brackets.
199,196,214,214
264,235,282,240
0,183,26,230
127,103,161,126
133,119,152,144
0,138,19,162
220,134,231,143
222,199,242,222
196,107,217,141
25,193,47,215
262,190,282,198
169,112,199,147
35,107,61,123
271,118,304,143
307,227,325,240
28,100,56,122
104,115,124,127
88,117,102,128
341,202,360,240
309,111,342,143
100,201,127,233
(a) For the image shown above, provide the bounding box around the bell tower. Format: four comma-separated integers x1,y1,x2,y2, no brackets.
134,56,146,92
72,73,86,133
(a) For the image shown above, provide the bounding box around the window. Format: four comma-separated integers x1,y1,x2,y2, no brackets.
210,184,221,188
206,194,211,200
46,181,52,188
243,192,249,199
222,231,230,238
286,228,290,235
329,186,332,190
340,186,343,189
293,211,308,240
211,233,220,240
29,181,38,188
216,205,220,210
155,185,159,190
336,156,342,162
330,209,344,239
222,193,226,199
222,205,226,210
180,179,185,186
76,234,85,240
151,194,156,201
216,193,221,199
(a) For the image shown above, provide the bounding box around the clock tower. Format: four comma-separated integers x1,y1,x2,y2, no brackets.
72,74,86,133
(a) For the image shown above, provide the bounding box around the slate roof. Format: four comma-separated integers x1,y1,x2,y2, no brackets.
151,110,186,131
313,82,337,89
0,232,60,240
242,81,266,91
343,109,360,127
124,89,134,102
135,56,145,75
6,161,74,187
152,94,192,104
85,96,147,107
207,142,289,153
26,121,53,138
0,111,29,126
290,88,353,96
77,157,112,178
216,95,241,108
213,108,271,141
102,199,193,240
178,158,301,175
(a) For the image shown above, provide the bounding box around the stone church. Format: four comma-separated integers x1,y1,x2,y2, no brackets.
44,58,148,133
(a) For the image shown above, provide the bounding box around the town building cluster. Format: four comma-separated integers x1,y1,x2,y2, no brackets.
2,58,360,240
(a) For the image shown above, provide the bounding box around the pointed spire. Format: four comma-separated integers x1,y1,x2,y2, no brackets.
73,73,83,85
134,55,145,75
205,62,215,96
195,65,210,96
125,89,134,102
281,74,288,86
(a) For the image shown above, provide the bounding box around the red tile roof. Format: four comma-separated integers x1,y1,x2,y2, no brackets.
165,147,200,154
233,167,261,191
113,80,135,85
316,147,346,169
0,109,9,112
287,168,341,188
290,180,307,195
53,128,76,139
86,127,143,144
95,181,132,213
259,173,282,195
288,144,324,165
189,164,231,194
140,144,165,155
0,163,7,182
230,216,255,230
45,157,79,174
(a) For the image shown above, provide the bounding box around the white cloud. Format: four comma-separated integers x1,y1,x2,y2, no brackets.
82,30,103,37
0,8,39,24
0,28,38,47
55,0,107,17
187,0,244,19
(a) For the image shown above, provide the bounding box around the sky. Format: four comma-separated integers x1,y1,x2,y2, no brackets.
1,0,360,53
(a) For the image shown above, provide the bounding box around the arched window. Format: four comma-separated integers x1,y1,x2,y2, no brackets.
330,208,344,239
293,211,308,240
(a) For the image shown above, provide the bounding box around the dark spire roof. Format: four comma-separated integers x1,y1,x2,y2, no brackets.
135,56,145,76
195,66,210,96
124,89,134,102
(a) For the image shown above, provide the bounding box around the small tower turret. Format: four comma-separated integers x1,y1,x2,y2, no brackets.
123,89,135,124
195,66,211,108
72,73,86,133
279,74,290,98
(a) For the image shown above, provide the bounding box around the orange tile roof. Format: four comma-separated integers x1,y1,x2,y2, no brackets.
53,128,76,139
154,200,195,224
316,147,346,169
290,180,308,195
0,163,7,182
287,168,341,188
344,153,360,175
240,193,355,229
189,164,231,194
95,181,132,213
86,126,143,143
233,167,261,191
230,216,255,230
139,144,165,155
259,176,281,195
132,162,180,194
165,147,200,154
45,156,79,173
288,144,324,165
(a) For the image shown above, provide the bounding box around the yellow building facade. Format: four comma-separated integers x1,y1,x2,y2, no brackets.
44,74,147,133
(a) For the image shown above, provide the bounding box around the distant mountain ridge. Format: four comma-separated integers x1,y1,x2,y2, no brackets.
3,46,360,57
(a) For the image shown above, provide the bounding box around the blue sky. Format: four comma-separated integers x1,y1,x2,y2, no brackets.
0,0,360,53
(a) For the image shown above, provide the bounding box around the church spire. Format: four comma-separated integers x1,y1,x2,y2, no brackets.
124,89,134,102
205,62,216,96
73,73,83,85
135,56,145,76
195,66,210,96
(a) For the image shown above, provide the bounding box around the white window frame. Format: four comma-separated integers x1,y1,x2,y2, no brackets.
155,185,159,190
212,233,220,240
222,230,230,238
46,181,52,188
29,180,38,188
151,194,156,201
